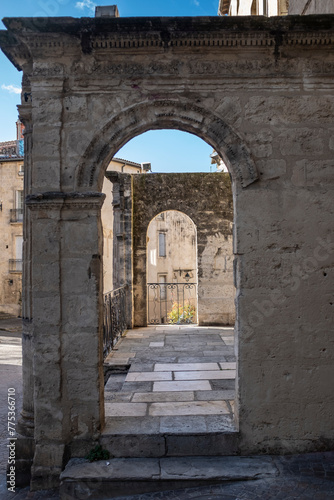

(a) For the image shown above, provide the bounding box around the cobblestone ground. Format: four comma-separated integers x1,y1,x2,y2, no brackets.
0,319,333,499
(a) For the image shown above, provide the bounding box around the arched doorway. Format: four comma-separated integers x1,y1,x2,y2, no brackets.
147,210,198,325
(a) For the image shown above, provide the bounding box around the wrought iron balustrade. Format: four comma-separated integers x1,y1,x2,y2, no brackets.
147,282,197,325
10,208,23,223
9,259,23,273
103,286,127,358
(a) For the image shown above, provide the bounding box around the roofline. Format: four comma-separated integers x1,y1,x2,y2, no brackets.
0,157,24,162
111,157,142,168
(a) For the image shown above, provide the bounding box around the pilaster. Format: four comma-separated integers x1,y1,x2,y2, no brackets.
25,191,105,490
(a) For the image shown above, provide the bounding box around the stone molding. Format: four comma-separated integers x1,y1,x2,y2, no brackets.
26,191,105,211
2,16,334,74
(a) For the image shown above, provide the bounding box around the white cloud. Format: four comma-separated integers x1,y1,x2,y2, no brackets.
75,0,96,13
1,84,21,95
193,0,200,6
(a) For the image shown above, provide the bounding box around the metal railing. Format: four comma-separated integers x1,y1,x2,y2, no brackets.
147,282,197,325
103,286,127,358
10,208,23,223
9,260,23,273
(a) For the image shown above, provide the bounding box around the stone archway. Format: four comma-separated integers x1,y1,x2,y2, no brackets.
75,99,258,192
1,14,334,490
131,172,234,327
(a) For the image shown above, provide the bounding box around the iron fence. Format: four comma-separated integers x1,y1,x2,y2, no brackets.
147,282,197,325
103,286,127,358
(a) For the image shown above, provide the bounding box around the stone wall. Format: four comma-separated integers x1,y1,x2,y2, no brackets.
1,14,334,488
289,0,334,14
133,173,234,326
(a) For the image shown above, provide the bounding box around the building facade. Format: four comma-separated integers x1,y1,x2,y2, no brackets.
218,0,334,15
147,210,198,324
289,0,334,14
218,0,289,16
102,157,143,294
0,123,24,316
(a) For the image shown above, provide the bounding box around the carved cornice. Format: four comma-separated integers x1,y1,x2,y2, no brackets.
2,15,334,72
26,191,105,211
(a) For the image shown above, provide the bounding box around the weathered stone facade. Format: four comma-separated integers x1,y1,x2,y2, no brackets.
133,173,234,326
102,157,142,294
1,14,334,489
218,0,289,16
147,210,198,324
0,157,24,316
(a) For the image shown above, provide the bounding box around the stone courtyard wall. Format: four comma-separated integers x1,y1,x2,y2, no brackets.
132,173,234,326
1,14,334,489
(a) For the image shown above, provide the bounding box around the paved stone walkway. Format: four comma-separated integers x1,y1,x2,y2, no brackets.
104,325,236,426
1,319,333,499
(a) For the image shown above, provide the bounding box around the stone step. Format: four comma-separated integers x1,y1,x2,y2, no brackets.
100,415,239,457
60,455,279,499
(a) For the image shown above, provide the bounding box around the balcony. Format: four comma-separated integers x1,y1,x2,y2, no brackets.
10,208,23,223
9,260,23,273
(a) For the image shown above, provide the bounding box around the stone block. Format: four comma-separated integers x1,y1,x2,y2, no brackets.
277,128,324,156
292,159,334,186
105,402,147,417
100,435,166,457
165,433,238,456
149,400,229,417
245,95,334,125
153,380,211,392
103,416,160,434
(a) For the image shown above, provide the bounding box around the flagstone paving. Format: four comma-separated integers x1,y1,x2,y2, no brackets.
1,318,333,500
104,325,236,421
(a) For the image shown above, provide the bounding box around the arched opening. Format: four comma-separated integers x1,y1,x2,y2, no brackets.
63,96,255,461
101,126,239,451
75,99,258,192
147,210,198,325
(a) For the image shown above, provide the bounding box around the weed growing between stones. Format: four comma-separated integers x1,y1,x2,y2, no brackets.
85,445,110,462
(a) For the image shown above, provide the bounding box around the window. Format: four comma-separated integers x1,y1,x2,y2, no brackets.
16,190,24,209
10,190,24,222
9,235,23,273
158,232,166,257
159,274,167,300
16,236,23,261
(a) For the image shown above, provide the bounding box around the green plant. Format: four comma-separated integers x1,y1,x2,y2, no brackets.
85,445,110,462
167,301,196,324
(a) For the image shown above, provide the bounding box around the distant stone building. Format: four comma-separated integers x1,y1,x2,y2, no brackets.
218,0,334,15
0,121,24,316
147,210,198,324
218,0,288,16
289,0,334,14
102,158,144,293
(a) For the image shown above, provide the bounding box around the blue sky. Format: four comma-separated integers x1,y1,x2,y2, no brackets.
0,0,219,172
